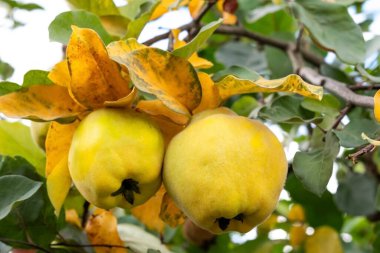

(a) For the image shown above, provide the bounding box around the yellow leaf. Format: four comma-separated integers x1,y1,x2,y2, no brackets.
148,115,185,147
160,191,186,227
104,86,137,108
86,209,127,253
49,60,71,87
188,0,205,18
67,26,131,109
131,185,166,233
100,15,130,37
171,30,213,69
110,47,202,115
65,209,82,228
137,100,190,125
193,72,221,113
361,132,380,146
46,121,79,215
107,39,147,57
151,0,188,20
216,74,323,101
305,226,343,253
0,85,85,121
374,89,380,122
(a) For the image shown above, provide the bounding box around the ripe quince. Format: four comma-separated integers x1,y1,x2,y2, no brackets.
305,226,343,253
163,108,287,233
68,108,165,209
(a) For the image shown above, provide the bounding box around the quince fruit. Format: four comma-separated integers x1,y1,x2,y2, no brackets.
30,121,50,151
305,226,343,253
163,108,287,233
68,108,165,209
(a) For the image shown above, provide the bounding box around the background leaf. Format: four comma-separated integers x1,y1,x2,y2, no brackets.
334,119,380,148
172,19,223,59
293,131,340,196
291,0,365,64
0,175,42,219
259,95,322,124
0,121,45,174
286,174,344,230
335,172,378,216
48,10,113,45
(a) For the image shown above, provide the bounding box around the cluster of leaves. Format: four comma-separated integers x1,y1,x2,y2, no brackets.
1,0,380,252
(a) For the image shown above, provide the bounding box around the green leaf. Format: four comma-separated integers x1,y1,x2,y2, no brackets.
286,174,344,230
365,35,380,58
67,0,119,16
0,82,21,96
0,156,41,180
320,64,354,84
0,59,14,80
213,66,261,82
334,119,380,148
0,175,42,219
246,5,285,23
48,10,113,45
125,1,158,39
0,121,46,175
259,95,322,124
245,9,296,36
293,131,340,197
172,19,223,59
357,64,380,82
265,46,293,79
301,94,342,116
231,96,258,117
291,0,365,64
22,70,53,87
0,185,58,249
215,41,267,73
335,172,378,215
119,0,153,20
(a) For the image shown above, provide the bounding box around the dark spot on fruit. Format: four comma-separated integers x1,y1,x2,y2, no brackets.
111,178,140,205
216,217,230,231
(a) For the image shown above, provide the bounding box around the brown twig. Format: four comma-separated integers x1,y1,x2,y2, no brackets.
143,0,217,46
0,238,51,253
347,143,377,163
331,104,352,130
298,67,374,108
350,84,380,91
51,242,130,250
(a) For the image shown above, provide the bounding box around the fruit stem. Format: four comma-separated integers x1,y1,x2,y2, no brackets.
111,178,141,205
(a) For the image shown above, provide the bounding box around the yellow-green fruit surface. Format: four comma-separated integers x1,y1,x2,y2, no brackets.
305,226,343,253
30,121,50,150
164,108,288,233
68,108,164,209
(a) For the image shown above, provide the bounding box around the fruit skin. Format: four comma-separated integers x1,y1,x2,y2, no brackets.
305,226,343,253
163,108,288,234
30,121,50,150
68,108,165,209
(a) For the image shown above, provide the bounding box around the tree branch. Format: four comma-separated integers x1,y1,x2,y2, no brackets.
298,67,374,108
347,143,376,163
0,238,51,253
143,16,374,109
144,0,217,46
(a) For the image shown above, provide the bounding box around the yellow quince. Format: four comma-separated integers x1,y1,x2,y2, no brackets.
68,108,165,209
163,108,288,233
